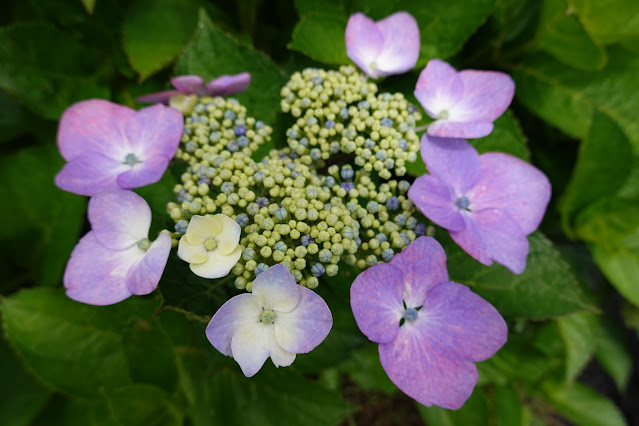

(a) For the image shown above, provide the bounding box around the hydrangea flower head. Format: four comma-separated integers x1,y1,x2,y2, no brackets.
137,73,252,104
55,100,183,196
206,264,333,377
350,236,507,409
414,59,515,138
64,190,172,305
345,11,420,79
409,135,551,273
177,214,242,279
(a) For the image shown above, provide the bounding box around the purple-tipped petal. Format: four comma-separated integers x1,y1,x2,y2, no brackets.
206,293,263,356
274,285,332,353
55,153,126,196
420,134,481,194
427,120,495,139
373,12,420,77
414,59,463,119
124,104,183,158
449,70,515,122
345,13,385,78
231,322,295,377
390,237,449,307
136,90,181,104
252,264,300,313
451,209,529,274
418,281,507,362
470,153,551,235
57,100,134,161
350,263,404,344
116,155,170,190
379,323,478,410
170,75,207,95
125,232,171,295
88,190,151,250
206,73,251,97
64,232,141,305
408,174,465,232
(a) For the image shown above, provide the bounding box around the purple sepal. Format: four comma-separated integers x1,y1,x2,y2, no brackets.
137,72,252,103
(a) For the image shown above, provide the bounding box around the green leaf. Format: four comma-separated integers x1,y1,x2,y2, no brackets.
535,0,607,71
575,197,639,244
294,0,346,15
176,9,286,122
494,385,525,426
103,384,182,426
445,232,593,318
0,23,109,120
595,317,632,392
560,112,633,234
0,144,86,287
0,89,31,143
543,381,627,426
289,14,350,65
338,343,396,394
81,0,96,14
557,311,599,382
513,47,639,151
567,0,639,45
1,289,178,398
122,0,199,80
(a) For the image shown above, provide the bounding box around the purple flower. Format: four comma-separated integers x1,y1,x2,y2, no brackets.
64,190,171,305
414,59,515,139
137,73,252,104
55,100,183,196
350,236,507,409
345,11,420,79
206,264,332,377
408,135,551,274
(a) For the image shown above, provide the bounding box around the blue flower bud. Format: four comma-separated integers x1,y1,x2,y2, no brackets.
340,166,354,180
380,118,393,127
329,142,340,153
358,100,370,110
175,220,188,234
307,117,318,126
185,141,197,152
254,263,269,275
236,213,249,227
364,138,375,149
407,105,417,113
340,108,349,119
299,137,309,147
287,128,299,139
224,110,236,120
312,76,323,85
256,197,269,207
346,202,358,213
324,176,336,187
310,148,321,160
227,140,239,152
376,150,387,160
235,125,247,136
415,223,426,236
301,97,311,107
311,263,325,277
325,120,335,129
341,182,354,192
395,214,407,226
254,171,265,182
273,241,287,252
367,201,379,213
238,136,249,147
386,196,400,211
398,180,411,193
318,249,332,263
301,234,314,246
243,247,256,260
274,208,288,221
375,233,387,242
221,182,234,194
247,203,260,215
382,248,395,261
366,255,378,265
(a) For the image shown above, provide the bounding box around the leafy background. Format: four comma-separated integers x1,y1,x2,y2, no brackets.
1,0,638,425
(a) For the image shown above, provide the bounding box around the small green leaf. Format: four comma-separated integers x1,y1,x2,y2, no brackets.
595,317,632,392
557,311,599,382
289,14,350,65
122,0,199,81
81,0,96,14
494,385,525,426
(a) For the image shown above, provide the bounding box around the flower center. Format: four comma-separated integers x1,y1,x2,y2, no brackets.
455,196,471,211
123,153,142,167
136,238,151,251
261,309,275,324
204,238,217,251
404,308,418,322
438,109,449,119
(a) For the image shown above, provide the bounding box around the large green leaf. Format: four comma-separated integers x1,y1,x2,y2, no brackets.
122,0,199,81
513,47,639,151
595,317,632,392
567,0,639,45
0,23,109,120
557,311,599,382
445,232,593,318
176,9,286,122
289,14,349,65
0,289,178,398
103,384,182,426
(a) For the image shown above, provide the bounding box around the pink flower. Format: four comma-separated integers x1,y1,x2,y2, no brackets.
345,12,420,79
55,100,183,196
137,73,251,104
414,59,515,139
350,237,507,409
64,190,171,305
408,134,551,273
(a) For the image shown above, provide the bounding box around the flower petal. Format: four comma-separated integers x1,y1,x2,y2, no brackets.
214,214,241,255
414,59,463,119
136,90,181,104
177,237,208,264
64,232,141,305
124,104,183,159
231,322,295,377
184,215,221,246
57,99,134,161
350,263,404,344
449,70,515,123
390,236,449,307
252,264,300,313
189,245,241,279
88,189,151,250
170,75,207,95
207,293,262,356
54,153,126,196
379,323,478,410
345,13,384,78
373,12,420,77
451,208,529,274
470,153,551,235
408,174,465,232
206,72,251,96
116,154,170,190
420,134,481,194
427,120,494,139
274,285,332,353
126,232,172,295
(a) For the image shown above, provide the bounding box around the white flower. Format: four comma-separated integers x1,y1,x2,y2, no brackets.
177,214,242,278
